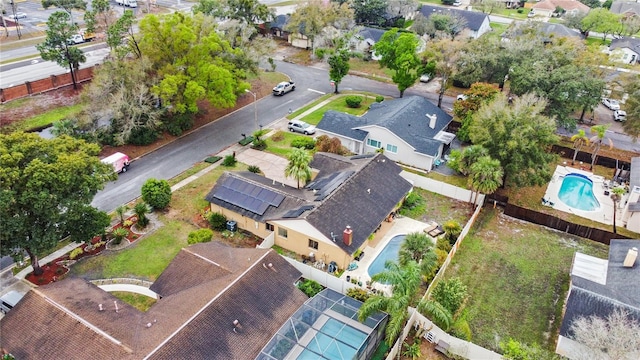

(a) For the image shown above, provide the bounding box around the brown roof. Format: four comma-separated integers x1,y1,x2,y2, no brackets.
533,0,590,12
0,242,307,359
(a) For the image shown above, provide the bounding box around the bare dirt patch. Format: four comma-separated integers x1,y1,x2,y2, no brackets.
0,86,84,128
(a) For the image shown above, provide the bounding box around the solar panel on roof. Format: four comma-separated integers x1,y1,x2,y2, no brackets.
212,176,285,215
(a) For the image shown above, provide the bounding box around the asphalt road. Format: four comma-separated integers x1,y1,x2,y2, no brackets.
90,60,453,213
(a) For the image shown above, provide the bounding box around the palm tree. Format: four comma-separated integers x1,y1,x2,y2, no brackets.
610,187,626,234
589,124,613,170
468,155,503,207
114,205,128,225
284,148,312,189
358,261,422,344
133,202,150,228
570,129,589,165
416,297,453,331
459,145,488,176
398,232,438,278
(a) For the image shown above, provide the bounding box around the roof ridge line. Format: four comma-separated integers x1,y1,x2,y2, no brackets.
182,247,223,269
33,288,133,353
142,249,273,360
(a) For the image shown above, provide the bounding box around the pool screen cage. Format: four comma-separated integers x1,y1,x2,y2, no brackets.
256,288,388,360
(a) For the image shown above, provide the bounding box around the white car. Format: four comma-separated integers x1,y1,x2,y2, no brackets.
602,98,620,111
288,120,316,135
11,12,27,20
456,94,468,101
527,11,536,18
613,110,626,122
419,74,431,83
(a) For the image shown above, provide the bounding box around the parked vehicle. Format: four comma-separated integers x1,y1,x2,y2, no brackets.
288,120,316,135
419,73,431,83
101,152,130,173
614,110,626,122
11,12,27,20
0,291,25,314
67,32,96,45
116,0,138,7
602,98,620,111
273,81,295,96
527,11,536,18
456,94,468,101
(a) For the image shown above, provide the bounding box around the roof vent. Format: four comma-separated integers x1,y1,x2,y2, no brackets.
233,319,242,333
623,247,638,268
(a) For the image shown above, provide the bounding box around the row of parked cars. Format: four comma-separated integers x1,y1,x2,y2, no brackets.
602,98,626,122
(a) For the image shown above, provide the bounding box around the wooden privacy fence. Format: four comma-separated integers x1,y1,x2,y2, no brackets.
1,66,96,103
551,144,631,170
503,203,628,245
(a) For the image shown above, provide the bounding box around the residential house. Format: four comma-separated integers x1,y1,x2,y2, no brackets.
205,152,413,270
556,239,640,359
610,0,640,17
315,95,455,172
621,157,640,233
502,22,583,43
0,243,309,359
351,26,386,60
418,5,492,39
268,14,290,40
609,37,640,64
532,0,590,17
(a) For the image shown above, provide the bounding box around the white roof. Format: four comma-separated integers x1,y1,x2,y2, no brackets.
571,252,608,285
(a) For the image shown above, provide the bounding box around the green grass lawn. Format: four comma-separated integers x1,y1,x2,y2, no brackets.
444,208,609,352
111,291,157,312
300,94,376,124
8,103,85,132
265,131,311,157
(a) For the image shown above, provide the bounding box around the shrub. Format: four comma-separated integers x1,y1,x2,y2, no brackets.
436,237,452,253
432,277,468,315
443,220,462,245
208,212,227,231
315,135,348,155
187,228,214,244
69,247,84,260
248,165,261,174
450,317,472,341
345,95,363,108
297,279,324,297
204,156,221,164
141,178,172,210
239,136,255,146
123,219,134,228
127,126,158,146
402,192,423,209
134,202,150,228
271,131,285,142
517,9,524,13
164,112,195,136
111,227,129,245
291,137,316,150
222,154,237,166
252,138,267,150
346,288,371,302
314,47,327,60
375,95,384,103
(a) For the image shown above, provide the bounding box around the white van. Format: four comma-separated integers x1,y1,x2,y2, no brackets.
0,291,25,314
116,0,138,7
101,152,131,173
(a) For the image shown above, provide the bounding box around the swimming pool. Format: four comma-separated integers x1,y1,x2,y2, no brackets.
298,318,366,359
367,234,405,278
557,173,600,211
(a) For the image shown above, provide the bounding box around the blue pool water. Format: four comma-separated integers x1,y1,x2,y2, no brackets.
367,235,405,278
298,318,366,359
557,173,600,211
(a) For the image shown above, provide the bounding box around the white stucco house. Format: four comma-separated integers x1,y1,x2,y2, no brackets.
315,96,455,172
608,37,640,64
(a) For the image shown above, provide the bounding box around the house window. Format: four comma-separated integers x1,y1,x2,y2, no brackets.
308,239,318,250
278,228,288,238
367,139,381,148
266,223,274,231
386,144,398,153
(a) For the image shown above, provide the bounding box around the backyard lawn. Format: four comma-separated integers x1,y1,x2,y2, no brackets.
444,208,609,353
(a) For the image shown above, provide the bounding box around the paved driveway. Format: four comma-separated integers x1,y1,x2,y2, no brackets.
234,149,299,188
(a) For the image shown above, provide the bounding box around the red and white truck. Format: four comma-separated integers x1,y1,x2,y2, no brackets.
101,152,130,173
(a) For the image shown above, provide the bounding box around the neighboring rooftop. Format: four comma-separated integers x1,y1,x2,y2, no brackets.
610,0,640,16
418,4,489,31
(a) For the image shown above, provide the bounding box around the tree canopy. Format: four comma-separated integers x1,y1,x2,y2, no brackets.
352,0,388,26
138,12,250,114
373,28,421,97
470,93,558,188
0,133,115,275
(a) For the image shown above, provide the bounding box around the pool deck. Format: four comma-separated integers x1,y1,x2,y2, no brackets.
341,216,433,293
543,165,629,226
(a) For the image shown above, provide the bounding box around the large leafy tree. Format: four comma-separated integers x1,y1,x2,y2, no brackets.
423,13,467,40
621,74,640,141
106,9,141,57
453,82,501,142
286,0,354,50
570,308,640,360
138,12,249,114
373,28,421,97
352,0,388,26
193,0,273,25
328,50,350,94
470,93,559,188
83,0,115,35
42,0,86,25
422,38,465,108
218,19,275,75
37,11,87,90
581,8,621,42
0,133,115,275
285,148,312,189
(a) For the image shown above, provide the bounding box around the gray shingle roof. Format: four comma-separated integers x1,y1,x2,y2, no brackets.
631,157,640,189
357,27,386,43
610,37,640,53
610,0,640,15
419,5,488,32
559,239,640,337
270,14,290,30
317,96,453,157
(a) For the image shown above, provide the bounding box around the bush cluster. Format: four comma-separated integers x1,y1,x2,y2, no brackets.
222,155,237,166
141,178,172,210
297,279,324,297
315,135,348,155
291,137,316,150
208,212,227,231
248,165,261,174
345,96,363,108
375,95,384,103
128,127,158,146
187,228,214,244
69,247,84,260
164,112,195,136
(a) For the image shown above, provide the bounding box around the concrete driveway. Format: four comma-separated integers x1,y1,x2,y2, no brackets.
234,149,300,188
